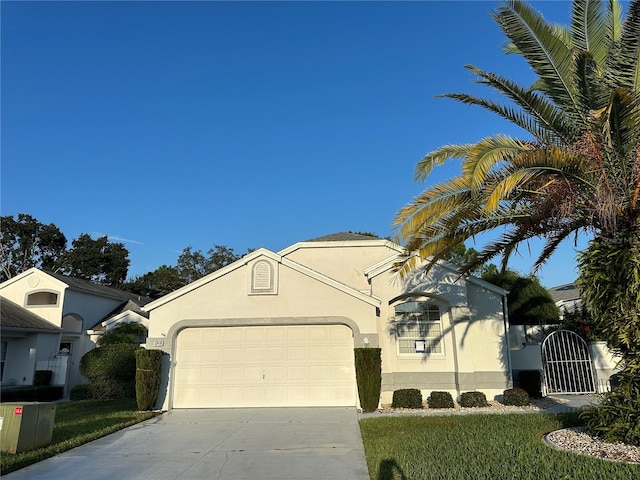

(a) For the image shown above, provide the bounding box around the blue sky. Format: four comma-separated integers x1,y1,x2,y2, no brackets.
2,0,590,286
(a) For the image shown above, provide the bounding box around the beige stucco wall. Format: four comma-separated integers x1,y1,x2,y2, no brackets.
370,264,510,403
281,241,400,293
146,243,511,409
0,270,67,327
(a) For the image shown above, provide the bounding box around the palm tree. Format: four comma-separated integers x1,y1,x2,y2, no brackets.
393,0,640,444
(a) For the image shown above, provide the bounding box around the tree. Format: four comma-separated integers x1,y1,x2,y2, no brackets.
97,322,148,346
176,244,240,284
122,265,183,298
0,214,67,280
393,0,639,444
60,234,130,285
481,267,559,326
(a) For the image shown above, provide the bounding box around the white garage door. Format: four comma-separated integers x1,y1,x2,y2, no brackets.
173,325,356,408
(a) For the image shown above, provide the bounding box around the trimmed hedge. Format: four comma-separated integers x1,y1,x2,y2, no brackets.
78,343,141,400
70,384,92,400
135,349,163,411
428,391,454,409
0,386,63,402
503,388,530,406
392,389,423,409
354,348,381,412
459,391,488,408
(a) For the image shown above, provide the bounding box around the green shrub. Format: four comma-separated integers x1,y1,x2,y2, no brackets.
581,369,640,446
518,370,542,398
90,380,132,400
70,384,92,400
354,348,381,412
459,391,488,408
427,391,454,409
135,349,163,410
503,388,530,406
33,370,53,386
392,389,423,409
80,343,141,383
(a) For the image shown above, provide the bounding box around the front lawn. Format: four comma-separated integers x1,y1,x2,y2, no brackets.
360,413,639,479
1,398,159,475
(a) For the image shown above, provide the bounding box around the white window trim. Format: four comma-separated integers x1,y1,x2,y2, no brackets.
25,290,60,307
393,298,445,358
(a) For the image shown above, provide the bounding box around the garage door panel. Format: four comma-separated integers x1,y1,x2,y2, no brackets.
331,345,354,361
174,325,355,408
201,348,222,363
288,346,306,361
200,367,221,384
309,345,329,360
244,347,264,362
265,365,286,381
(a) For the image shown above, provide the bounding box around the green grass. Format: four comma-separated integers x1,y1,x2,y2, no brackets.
1,398,159,475
360,413,640,479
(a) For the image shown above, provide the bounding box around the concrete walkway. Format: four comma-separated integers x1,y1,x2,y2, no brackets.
4,407,370,480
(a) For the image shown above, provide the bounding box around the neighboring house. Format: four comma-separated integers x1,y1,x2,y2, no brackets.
548,282,582,315
0,268,151,396
144,233,511,410
0,298,63,386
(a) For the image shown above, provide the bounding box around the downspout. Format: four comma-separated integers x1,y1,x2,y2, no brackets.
502,294,513,388
448,306,461,400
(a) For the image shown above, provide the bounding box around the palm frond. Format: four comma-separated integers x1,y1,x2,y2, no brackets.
460,135,531,192
612,0,640,91
464,65,577,141
494,0,579,111
414,144,473,182
571,0,611,68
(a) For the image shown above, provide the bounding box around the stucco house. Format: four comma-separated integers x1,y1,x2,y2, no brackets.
144,233,512,410
0,268,150,396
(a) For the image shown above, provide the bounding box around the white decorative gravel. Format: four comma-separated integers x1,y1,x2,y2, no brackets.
545,427,640,464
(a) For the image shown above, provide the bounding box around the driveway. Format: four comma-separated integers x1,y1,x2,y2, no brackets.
5,407,370,480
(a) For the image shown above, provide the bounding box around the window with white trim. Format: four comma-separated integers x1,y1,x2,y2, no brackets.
394,300,443,355
26,291,59,306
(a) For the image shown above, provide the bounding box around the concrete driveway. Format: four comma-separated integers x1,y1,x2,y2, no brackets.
5,407,370,480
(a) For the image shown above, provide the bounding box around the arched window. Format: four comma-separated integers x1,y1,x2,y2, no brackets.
393,299,443,355
62,315,83,333
26,291,59,306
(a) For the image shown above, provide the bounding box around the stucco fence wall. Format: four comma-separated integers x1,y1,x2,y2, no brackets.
510,341,622,394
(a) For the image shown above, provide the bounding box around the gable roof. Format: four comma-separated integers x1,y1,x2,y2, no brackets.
43,271,152,305
144,247,381,312
548,282,580,303
89,299,150,331
0,297,63,332
306,232,383,242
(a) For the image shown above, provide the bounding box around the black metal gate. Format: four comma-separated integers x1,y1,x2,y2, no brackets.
541,330,596,394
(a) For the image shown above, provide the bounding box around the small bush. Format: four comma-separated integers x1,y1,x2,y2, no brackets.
518,370,542,398
70,384,92,400
135,349,163,410
503,388,530,406
354,348,382,412
90,380,131,400
427,391,454,409
392,389,423,409
581,370,640,446
33,370,53,386
459,391,488,408
79,343,141,384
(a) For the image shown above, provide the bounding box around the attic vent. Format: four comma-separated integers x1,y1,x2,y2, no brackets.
252,260,273,292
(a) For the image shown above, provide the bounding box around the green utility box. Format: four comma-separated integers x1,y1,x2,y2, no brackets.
0,402,57,454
